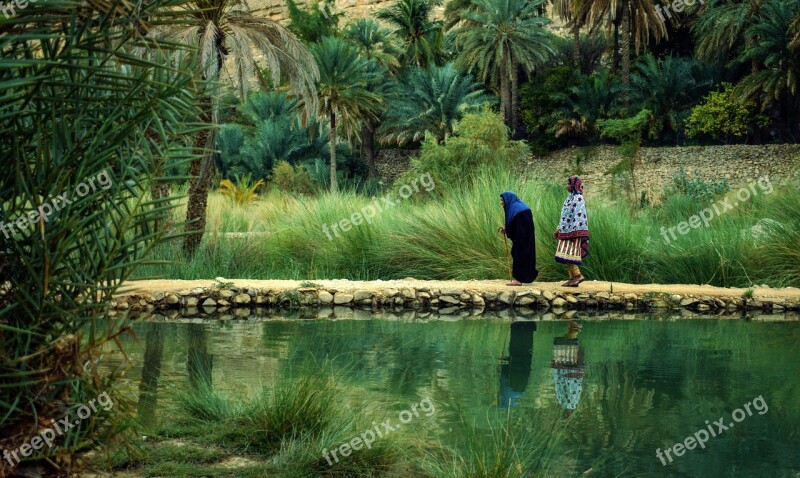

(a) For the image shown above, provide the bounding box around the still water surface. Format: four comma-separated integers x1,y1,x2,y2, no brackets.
112,314,800,477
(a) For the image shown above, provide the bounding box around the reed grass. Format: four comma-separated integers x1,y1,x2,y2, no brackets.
135,166,800,287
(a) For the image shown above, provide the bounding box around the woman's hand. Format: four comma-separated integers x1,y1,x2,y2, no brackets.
497,226,506,236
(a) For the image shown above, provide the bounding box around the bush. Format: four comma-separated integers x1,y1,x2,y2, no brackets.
399,108,529,190
685,83,769,143
272,161,316,194
663,168,730,203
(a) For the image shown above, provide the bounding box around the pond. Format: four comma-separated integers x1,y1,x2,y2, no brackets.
106,314,800,477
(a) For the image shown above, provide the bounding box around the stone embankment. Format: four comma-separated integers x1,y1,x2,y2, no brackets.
114,279,800,319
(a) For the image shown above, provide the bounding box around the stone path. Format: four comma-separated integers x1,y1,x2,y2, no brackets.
114,279,800,314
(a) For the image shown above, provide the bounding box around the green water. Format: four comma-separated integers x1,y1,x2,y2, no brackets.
115,315,800,477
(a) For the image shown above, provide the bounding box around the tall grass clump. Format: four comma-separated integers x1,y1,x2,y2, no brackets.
156,374,412,477
420,412,565,478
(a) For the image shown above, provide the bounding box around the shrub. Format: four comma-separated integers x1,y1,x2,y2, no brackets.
685,83,769,142
271,161,316,194
399,108,529,190
663,168,730,203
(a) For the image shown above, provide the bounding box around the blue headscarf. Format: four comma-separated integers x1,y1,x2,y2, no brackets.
500,191,531,229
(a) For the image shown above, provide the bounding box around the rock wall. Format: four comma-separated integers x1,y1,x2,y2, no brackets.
113,282,800,319
248,0,440,22
523,144,800,201
374,148,416,184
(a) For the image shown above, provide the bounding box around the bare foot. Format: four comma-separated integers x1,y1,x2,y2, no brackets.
506,280,522,286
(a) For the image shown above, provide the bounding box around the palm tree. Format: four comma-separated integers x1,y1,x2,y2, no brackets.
553,0,588,69
452,0,555,130
380,63,495,145
692,0,767,72
309,37,384,192
154,0,318,255
343,19,400,175
378,0,445,68
0,0,201,473
554,69,623,140
579,0,667,86
630,54,712,140
736,0,800,121
343,18,401,71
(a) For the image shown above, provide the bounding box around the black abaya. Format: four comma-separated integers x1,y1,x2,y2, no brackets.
506,209,539,283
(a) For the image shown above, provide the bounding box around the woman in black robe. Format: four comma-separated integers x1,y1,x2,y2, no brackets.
498,191,539,285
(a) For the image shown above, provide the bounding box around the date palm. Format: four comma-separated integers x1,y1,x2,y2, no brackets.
378,0,445,68
309,37,384,192
692,0,767,71
380,63,494,145
343,18,401,71
343,19,400,174
453,0,555,130
0,0,203,473
579,0,667,86
154,0,318,255
553,0,588,69
736,0,800,110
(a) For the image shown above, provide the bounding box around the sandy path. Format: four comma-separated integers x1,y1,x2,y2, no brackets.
117,278,800,302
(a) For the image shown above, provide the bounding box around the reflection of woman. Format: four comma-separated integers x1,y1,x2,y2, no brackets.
498,191,539,286
554,176,589,287
499,321,536,409
552,321,584,417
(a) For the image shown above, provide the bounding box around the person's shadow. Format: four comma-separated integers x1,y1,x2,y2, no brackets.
498,321,536,409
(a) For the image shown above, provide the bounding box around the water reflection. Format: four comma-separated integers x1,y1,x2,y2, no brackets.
137,323,164,426
552,320,585,418
498,321,536,409
107,315,800,478
187,323,213,389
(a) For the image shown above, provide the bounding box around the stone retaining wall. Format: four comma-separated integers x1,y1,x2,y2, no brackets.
113,284,800,317
524,144,800,201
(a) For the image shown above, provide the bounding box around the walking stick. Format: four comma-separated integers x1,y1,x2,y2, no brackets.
502,231,512,281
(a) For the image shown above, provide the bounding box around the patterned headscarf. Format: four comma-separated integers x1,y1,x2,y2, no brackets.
557,176,589,239
568,176,583,194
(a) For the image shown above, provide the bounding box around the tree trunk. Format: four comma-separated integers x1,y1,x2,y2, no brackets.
747,36,757,74
183,97,213,256
612,19,620,74
150,182,172,231
360,123,377,178
620,3,631,103
573,23,581,71
329,109,338,192
500,56,511,127
510,64,521,139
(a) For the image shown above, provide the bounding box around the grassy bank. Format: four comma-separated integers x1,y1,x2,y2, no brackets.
135,167,800,288
101,371,558,478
